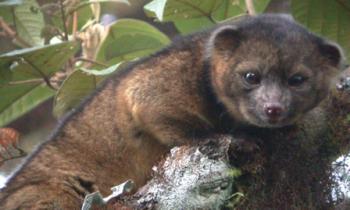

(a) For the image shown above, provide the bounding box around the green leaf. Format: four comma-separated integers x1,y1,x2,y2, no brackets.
212,0,270,21
14,0,45,46
86,0,129,4
54,62,122,117
0,5,15,24
253,0,271,14
53,70,105,117
0,9,11,21
144,0,270,34
291,0,350,62
143,0,167,21
0,0,23,7
145,0,221,22
211,0,246,21
96,19,170,65
0,42,79,125
0,84,54,127
0,41,80,82
173,17,214,34
70,0,129,15
79,62,122,76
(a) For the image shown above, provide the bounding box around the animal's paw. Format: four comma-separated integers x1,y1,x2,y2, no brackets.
228,136,265,174
230,137,260,154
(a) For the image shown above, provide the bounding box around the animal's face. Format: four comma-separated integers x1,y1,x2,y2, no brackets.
208,15,342,128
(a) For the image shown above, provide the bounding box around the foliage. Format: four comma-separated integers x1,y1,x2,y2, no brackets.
96,19,170,65
291,0,350,61
53,63,121,117
0,0,348,126
0,42,78,125
144,0,270,33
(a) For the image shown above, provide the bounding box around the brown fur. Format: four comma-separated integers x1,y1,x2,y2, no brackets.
0,14,342,209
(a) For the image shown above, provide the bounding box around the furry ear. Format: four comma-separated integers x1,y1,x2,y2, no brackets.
206,25,242,58
319,41,344,67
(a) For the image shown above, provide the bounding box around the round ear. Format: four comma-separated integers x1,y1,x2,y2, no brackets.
206,25,242,59
319,41,344,67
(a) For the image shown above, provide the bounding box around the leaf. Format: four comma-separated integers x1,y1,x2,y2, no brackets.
211,0,246,21
0,7,14,24
212,0,270,21
53,70,105,117
0,42,79,125
79,62,122,76
144,0,270,34
173,17,214,34
70,0,129,15
14,0,45,46
144,0,219,33
291,0,350,62
143,0,167,21
0,41,79,82
0,84,54,127
144,0,221,22
252,0,271,14
75,3,94,31
0,2,19,26
96,19,170,65
53,62,122,117
0,0,22,7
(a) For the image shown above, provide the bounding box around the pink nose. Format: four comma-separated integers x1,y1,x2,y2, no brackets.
264,106,283,119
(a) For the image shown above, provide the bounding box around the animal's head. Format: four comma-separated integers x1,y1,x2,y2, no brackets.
206,14,343,128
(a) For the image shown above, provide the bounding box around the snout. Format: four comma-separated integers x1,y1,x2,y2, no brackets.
263,103,285,123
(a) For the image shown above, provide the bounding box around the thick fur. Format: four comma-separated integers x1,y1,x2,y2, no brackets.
0,14,342,209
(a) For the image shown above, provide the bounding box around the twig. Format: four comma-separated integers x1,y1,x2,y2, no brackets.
245,0,256,16
0,17,31,48
23,58,57,90
59,0,69,41
11,7,16,31
72,11,78,36
74,57,109,67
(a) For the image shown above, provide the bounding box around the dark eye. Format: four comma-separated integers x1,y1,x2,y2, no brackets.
243,72,261,85
288,74,308,87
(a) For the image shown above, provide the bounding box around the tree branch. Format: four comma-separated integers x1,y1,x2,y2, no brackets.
72,11,78,36
85,68,350,210
59,0,69,41
245,0,256,16
83,137,235,210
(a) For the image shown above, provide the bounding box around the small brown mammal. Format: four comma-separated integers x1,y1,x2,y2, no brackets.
0,14,343,209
